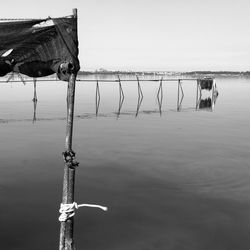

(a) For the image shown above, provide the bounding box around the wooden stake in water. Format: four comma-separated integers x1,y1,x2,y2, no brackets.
59,8,78,250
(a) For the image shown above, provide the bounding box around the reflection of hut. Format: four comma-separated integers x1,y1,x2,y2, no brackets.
199,98,212,109
196,77,219,111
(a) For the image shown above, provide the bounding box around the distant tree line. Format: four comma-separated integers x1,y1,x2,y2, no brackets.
183,71,250,75
78,70,250,76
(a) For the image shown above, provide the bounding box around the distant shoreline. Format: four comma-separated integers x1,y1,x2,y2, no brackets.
79,70,250,78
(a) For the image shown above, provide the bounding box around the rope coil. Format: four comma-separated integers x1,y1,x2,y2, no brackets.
59,202,108,222
62,150,79,168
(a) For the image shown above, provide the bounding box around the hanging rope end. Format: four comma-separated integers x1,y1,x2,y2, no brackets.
58,202,108,222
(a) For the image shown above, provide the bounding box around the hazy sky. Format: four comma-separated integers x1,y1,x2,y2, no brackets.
1,0,250,71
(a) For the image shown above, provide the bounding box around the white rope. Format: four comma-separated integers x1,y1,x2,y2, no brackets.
59,202,108,222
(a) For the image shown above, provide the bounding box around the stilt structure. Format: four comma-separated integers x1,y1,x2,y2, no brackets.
32,98,37,123
176,79,184,111
95,80,100,116
117,75,124,117
157,77,163,115
196,77,218,111
32,78,38,123
32,78,37,102
135,76,143,117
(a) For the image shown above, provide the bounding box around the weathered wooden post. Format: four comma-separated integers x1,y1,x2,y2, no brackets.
95,80,100,116
117,75,124,117
196,79,200,110
59,8,78,250
32,78,37,123
177,79,180,111
136,75,143,117
32,78,37,102
157,77,163,115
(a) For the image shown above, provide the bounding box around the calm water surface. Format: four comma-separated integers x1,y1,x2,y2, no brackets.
0,75,250,250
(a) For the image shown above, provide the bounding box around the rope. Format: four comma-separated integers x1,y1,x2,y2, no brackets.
62,150,79,168
59,202,108,222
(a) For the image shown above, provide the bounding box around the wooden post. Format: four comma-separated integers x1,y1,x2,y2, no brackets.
177,79,180,111
211,79,215,109
59,8,78,250
95,80,100,116
117,75,124,117
136,76,143,117
32,78,37,102
156,77,163,115
196,79,199,110
32,78,37,123
59,73,77,250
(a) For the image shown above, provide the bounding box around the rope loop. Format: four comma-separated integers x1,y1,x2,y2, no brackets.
59,202,77,222
62,150,79,168
59,202,108,222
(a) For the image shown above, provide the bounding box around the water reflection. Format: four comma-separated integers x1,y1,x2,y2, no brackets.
33,98,37,123
1,77,250,250
196,80,219,111
157,77,163,115
32,78,38,102
95,80,100,116
93,77,219,118
135,76,143,117
1,77,220,124
116,76,125,118
177,79,184,111
32,79,38,123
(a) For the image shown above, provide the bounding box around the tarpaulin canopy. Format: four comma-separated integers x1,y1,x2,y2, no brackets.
0,16,80,81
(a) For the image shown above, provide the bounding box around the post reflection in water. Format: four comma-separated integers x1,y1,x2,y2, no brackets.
2,76,250,250
32,78,38,123
157,77,163,115
196,79,219,111
135,76,143,117
28,77,219,123
33,98,37,123
177,79,184,111
116,75,125,118
95,80,100,116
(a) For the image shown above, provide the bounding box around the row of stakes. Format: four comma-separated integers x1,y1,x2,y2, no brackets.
28,76,217,122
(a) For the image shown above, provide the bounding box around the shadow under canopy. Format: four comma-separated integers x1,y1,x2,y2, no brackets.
0,16,80,81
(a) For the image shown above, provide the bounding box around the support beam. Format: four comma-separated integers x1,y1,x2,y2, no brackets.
96,80,100,116
117,75,124,117
59,8,78,250
59,72,78,250
136,76,143,117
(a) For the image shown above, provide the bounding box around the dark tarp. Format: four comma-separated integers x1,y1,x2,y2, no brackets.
0,16,80,81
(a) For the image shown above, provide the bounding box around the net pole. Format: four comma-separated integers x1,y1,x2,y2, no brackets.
59,8,78,250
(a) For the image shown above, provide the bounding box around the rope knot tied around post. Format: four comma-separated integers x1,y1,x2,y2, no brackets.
58,202,108,222
62,150,79,168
